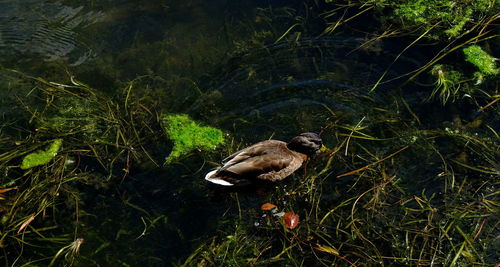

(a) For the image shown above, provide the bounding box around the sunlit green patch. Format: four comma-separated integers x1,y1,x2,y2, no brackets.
463,45,499,76
21,139,63,169
391,0,491,38
162,114,224,164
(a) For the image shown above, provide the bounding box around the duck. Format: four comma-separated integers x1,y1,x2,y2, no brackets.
205,132,323,186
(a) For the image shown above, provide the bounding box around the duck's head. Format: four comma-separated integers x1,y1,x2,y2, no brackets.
287,132,323,155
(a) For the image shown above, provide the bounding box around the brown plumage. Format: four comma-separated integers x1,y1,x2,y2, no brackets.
205,132,322,186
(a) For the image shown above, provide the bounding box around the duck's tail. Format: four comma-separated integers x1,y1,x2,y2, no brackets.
205,169,234,186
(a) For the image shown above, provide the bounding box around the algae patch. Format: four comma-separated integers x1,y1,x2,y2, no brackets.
21,139,63,169
162,114,224,164
463,45,499,76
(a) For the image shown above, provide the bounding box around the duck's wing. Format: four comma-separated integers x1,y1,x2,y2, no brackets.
220,140,278,165
219,140,280,166
218,140,297,177
257,153,305,181
221,148,249,164
206,141,282,186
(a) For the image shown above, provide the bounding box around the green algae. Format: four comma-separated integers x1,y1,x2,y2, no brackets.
463,45,499,76
393,0,473,37
21,139,63,169
162,114,224,164
390,0,492,38
324,0,496,39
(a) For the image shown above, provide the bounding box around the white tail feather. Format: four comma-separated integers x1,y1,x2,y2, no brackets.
205,169,234,186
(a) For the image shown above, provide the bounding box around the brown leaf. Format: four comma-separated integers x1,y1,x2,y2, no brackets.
260,203,277,211
283,212,299,229
18,214,35,234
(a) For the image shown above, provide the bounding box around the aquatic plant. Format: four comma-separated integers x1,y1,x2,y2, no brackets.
48,238,84,267
429,64,463,104
20,139,63,169
37,95,104,141
162,114,225,164
323,0,497,39
321,0,498,104
0,71,162,266
181,95,499,265
463,45,499,76
391,0,489,38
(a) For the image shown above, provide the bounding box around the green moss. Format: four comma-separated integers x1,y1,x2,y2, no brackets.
388,0,494,38
394,0,435,24
162,114,224,164
463,45,499,75
21,139,63,169
444,9,471,37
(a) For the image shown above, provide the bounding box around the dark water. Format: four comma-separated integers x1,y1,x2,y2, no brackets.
0,0,497,266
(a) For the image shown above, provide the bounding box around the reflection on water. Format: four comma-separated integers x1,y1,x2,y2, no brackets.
0,0,104,65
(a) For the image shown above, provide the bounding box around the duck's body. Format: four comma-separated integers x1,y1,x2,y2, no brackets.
205,133,322,186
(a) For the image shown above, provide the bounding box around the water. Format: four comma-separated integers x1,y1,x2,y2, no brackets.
0,0,498,266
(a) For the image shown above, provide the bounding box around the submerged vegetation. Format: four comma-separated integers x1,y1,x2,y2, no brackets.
321,0,499,104
162,114,224,164
184,116,499,265
323,0,498,38
0,0,498,266
429,64,462,104
463,45,499,76
20,139,63,169
390,0,494,38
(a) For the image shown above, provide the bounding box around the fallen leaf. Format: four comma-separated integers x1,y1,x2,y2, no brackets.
18,214,35,234
283,212,299,229
261,203,277,211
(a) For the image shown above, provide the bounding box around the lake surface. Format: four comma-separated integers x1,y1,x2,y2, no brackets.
0,0,498,266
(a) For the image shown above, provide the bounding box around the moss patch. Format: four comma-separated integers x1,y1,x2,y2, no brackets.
391,0,491,38
463,45,499,75
21,139,63,169
162,114,224,164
